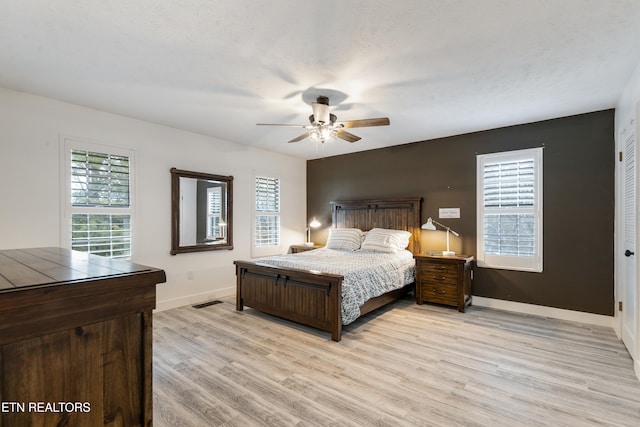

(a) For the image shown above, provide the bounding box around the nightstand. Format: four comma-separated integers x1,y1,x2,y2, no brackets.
414,253,473,312
290,244,323,253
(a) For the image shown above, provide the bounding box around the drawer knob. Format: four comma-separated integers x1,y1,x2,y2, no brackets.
432,276,446,281
432,287,446,295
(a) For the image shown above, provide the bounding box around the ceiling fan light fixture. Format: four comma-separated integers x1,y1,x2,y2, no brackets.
320,126,332,140
310,126,334,143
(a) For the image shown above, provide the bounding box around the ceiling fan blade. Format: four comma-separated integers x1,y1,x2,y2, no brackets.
338,117,390,128
257,123,307,127
288,133,310,143
336,129,361,143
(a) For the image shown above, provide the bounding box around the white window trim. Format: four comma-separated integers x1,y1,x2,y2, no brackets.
60,136,136,258
476,147,543,272
252,173,282,257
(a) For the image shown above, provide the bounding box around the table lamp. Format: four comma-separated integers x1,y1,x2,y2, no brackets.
421,217,459,256
306,217,321,246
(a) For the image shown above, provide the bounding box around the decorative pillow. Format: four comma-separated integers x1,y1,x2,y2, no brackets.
325,228,364,251
360,228,411,253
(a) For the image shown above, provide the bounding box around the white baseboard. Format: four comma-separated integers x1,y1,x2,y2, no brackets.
472,296,614,328
155,286,235,312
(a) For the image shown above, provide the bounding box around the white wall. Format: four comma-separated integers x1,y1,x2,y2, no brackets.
617,63,640,128
0,87,307,310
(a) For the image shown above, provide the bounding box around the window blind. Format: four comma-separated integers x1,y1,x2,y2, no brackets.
69,147,132,258
255,215,280,247
71,214,131,258
255,176,280,212
71,150,130,207
207,187,222,239
483,159,535,256
483,159,535,209
255,176,280,247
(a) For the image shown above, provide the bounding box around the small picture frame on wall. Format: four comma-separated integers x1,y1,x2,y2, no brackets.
439,208,460,219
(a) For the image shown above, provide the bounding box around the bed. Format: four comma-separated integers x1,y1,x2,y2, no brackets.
234,197,422,341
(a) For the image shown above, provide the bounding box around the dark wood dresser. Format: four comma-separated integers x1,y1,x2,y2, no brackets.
0,247,166,427
414,253,473,312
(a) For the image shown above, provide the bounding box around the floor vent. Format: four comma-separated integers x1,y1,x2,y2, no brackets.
192,300,223,309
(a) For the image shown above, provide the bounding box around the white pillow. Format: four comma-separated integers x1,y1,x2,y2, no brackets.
360,228,411,253
325,228,364,251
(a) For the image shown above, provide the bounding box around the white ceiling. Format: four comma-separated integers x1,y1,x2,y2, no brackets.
1,0,640,160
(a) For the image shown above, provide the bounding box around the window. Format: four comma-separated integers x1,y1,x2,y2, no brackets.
206,186,223,240
253,175,280,256
64,139,134,258
477,147,543,272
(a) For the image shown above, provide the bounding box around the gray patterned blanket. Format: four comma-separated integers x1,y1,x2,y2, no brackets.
253,248,415,325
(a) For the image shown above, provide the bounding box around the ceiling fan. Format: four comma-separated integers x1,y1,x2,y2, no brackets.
257,96,390,143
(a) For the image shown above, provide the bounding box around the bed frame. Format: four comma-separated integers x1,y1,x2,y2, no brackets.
234,197,422,341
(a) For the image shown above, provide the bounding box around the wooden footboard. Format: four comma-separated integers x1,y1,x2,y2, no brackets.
234,260,344,341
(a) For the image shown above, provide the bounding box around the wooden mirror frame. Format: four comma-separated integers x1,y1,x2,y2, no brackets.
170,168,233,255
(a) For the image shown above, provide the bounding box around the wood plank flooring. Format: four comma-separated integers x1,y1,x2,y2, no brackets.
153,297,640,426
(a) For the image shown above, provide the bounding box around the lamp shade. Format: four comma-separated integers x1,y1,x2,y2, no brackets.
421,217,436,230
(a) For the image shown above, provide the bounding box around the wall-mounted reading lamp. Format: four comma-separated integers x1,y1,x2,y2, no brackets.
306,217,321,246
421,217,459,256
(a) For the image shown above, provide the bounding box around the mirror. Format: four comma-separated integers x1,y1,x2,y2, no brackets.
171,168,233,255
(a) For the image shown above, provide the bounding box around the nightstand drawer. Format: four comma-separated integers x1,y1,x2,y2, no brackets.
420,272,458,286
421,283,457,305
420,262,458,275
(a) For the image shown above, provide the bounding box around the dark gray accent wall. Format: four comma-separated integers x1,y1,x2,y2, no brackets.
307,110,615,315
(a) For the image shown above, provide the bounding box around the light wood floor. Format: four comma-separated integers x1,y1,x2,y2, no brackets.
153,296,640,426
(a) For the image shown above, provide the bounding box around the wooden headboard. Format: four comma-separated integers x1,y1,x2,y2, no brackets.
330,197,423,255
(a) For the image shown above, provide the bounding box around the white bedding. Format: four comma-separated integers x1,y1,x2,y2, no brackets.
254,248,415,325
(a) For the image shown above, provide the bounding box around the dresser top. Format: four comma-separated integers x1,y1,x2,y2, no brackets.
0,247,165,293
414,253,474,262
